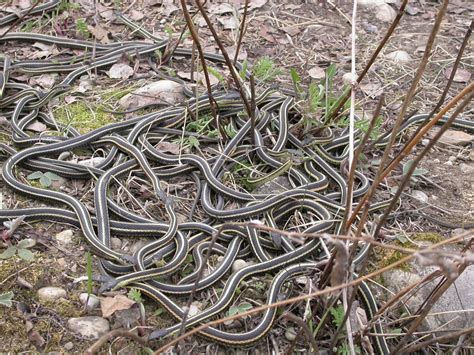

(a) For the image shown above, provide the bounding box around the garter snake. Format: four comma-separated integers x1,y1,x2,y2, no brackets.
1,6,473,353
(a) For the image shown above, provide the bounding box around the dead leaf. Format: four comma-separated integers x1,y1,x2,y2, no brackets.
217,16,238,30
445,67,471,83
107,63,134,79
282,26,300,36
259,26,275,43
88,24,110,44
211,3,236,14
360,82,383,98
156,141,180,155
64,95,78,104
308,66,325,80
95,2,114,20
119,80,185,109
17,0,32,9
32,42,52,51
29,74,56,89
129,10,145,21
100,295,135,318
26,121,47,132
27,329,46,350
248,0,268,10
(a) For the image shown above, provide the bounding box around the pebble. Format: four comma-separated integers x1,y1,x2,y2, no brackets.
232,259,248,273
385,50,412,63
79,293,100,310
445,160,453,166
375,4,397,22
188,301,202,317
110,237,122,250
459,163,474,175
55,230,74,246
411,190,429,204
421,139,430,146
448,155,457,162
63,342,74,351
433,158,440,164
470,150,474,161
285,326,297,341
68,316,110,339
37,287,67,303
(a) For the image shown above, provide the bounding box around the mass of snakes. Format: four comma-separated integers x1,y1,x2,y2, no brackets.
1,1,473,352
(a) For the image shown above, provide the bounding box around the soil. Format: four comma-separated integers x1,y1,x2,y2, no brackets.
0,0,472,353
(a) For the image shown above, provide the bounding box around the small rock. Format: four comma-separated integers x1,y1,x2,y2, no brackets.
469,150,474,161
375,4,397,22
357,0,386,8
38,287,67,303
78,157,106,167
421,139,429,146
56,258,67,268
285,326,297,341
385,50,412,63
428,127,474,146
232,259,248,273
110,237,122,250
80,293,100,310
188,301,202,317
68,316,110,339
433,158,440,164
448,155,457,162
55,230,74,245
445,160,453,166
119,80,185,110
459,163,474,175
451,228,466,237
63,342,74,351
253,176,291,195
411,190,429,204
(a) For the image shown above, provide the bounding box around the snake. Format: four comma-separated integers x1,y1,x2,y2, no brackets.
1,3,473,353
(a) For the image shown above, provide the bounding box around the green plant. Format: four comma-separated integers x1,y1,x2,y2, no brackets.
252,58,281,82
58,0,81,11
76,18,90,38
207,66,226,86
402,159,428,177
0,291,14,307
128,288,144,303
27,171,61,187
0,239,35,261
329,304,345,328
226,302,253,317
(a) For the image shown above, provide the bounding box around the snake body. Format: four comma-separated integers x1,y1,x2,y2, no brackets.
1,4,473,353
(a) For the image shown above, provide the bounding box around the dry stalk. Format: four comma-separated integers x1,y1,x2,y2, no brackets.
194,0,253,120
154,227,472,354
179,0,220,133
85,329,148,354
234,0,249,64
326,0,409,123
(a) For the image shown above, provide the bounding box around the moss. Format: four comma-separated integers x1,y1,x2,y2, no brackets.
42,298,81,318
374,232,444,272
53,101,116,134
411,232,443,244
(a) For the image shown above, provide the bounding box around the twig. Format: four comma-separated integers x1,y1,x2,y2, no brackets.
179,0,220,133
153,229,473,354
194,0,253,120
0,0,41,39
234,0,249,64
250,74,257,146
347,81,474,227
400,327,474,354
326,0,409,123
392,264,468,354
178,225,223,336
85,329,148,354
282,312,319,354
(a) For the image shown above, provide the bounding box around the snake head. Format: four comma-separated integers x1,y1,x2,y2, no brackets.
148,328,173,341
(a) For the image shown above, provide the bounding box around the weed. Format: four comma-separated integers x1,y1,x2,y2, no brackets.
26,171,61,187
76,18,90,38
252,57,282,82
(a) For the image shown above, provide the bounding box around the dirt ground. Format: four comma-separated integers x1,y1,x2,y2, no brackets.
0,0,473,353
